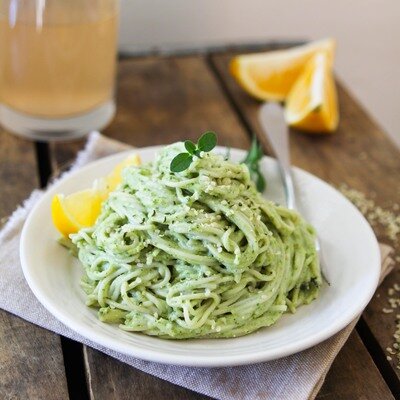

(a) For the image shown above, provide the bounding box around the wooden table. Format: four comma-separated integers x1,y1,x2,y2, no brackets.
1,44,399,400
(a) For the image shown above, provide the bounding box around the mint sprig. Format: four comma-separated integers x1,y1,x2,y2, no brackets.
170,131,217,173
170,132,265,192
242,136,266,192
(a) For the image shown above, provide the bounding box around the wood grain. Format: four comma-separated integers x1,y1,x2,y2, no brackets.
0,132,38,221
84,333,393,400
103,55,248,148
84,347,211,400
316,331,394,400
211,50,400,389
0,130,69,400
51,53,396,399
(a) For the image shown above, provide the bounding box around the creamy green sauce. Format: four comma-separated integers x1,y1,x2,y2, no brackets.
70,143,321,339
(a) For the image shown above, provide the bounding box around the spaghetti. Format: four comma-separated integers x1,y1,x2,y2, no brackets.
70,143,321,338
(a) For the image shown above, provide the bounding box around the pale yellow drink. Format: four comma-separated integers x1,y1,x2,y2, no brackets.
0,0,119,139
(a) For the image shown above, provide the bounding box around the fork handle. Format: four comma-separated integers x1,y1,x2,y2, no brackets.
259,103,297,210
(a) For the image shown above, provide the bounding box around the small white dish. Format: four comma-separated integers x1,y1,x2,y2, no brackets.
20,146,380,367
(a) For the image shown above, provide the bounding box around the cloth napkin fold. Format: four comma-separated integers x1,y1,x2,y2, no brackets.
0,132,395,400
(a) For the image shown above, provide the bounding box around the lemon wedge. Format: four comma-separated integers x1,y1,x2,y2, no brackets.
230,38,335,101
51,153,141,236
51,189,102,236
96,154,141,197
285,52,339,133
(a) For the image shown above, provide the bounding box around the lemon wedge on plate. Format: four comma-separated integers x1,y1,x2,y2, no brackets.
230,38,335,101
102,154,141,194
51,153,141,236
51,189,102,236
285,52,339,133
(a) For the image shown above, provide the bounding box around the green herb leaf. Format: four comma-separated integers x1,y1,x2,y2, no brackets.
243,136,262,164
184,140,196,154
254,169,266,192
170,153,193,172
242,136,266,192
197,131,217,152
170,131,218,173
193,149,202,158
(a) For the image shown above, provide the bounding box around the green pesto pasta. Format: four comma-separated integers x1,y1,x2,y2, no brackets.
70,143,321,339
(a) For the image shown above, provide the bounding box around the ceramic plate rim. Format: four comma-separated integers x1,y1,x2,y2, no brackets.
20,145,381,367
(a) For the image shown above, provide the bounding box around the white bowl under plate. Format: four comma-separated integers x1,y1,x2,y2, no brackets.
20,146,380,367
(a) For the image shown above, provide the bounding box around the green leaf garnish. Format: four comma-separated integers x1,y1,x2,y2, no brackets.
170,153,193,172
170,131,217,173
242,136,266,192
197,131,217,152
184,140,196,154
254,170,266,193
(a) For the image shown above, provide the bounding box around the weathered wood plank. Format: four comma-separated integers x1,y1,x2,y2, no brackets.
84,347,211,400
0,132,38,220
0,312,70,400
211,49,400,394
51,53,396,399
103,55,248,148
316,331,394,400
83,332,394,400
0,130,69,399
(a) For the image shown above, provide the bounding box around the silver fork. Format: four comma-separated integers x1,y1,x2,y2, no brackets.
258,102,330,284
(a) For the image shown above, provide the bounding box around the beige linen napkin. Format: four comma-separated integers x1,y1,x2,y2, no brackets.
0,132,395,400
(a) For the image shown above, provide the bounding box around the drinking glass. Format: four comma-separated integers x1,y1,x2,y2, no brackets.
0,0,119,140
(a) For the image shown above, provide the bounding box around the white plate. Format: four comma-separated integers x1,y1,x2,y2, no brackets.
20,146,380,367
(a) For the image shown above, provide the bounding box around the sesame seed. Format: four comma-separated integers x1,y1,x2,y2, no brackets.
338,184,399,242
387,347,396,354
382,281,400,370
